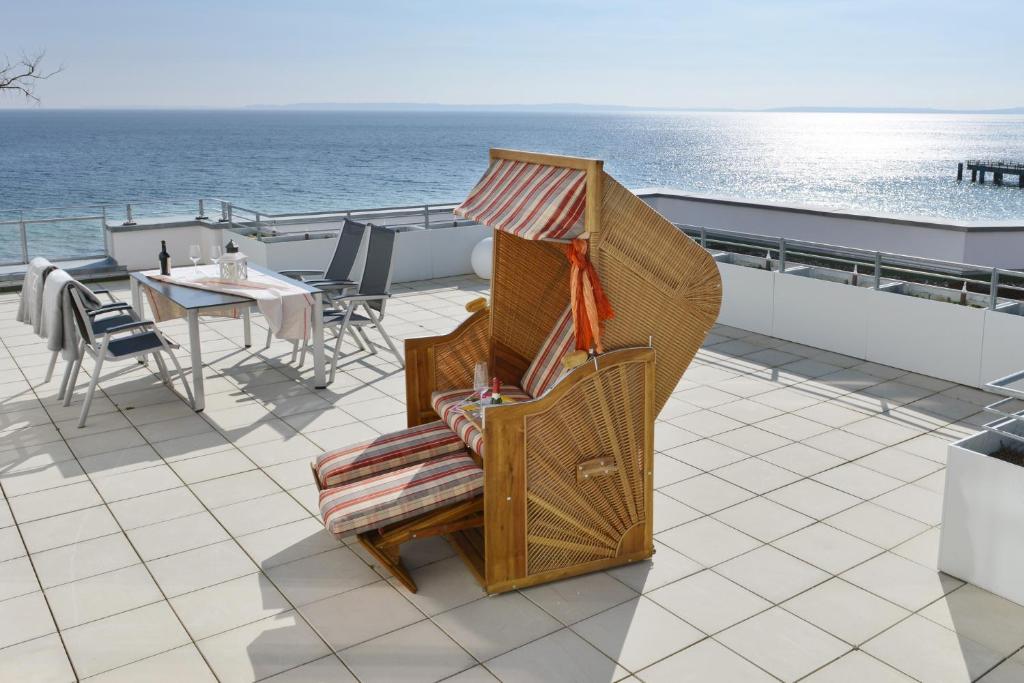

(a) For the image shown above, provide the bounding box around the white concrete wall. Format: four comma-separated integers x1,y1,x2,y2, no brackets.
249,225,490,284
718,262,1024,388
112,221,490,285
644,191,1024,269
389,225,491,283
771,272,871,360
979,311,1024,384
107,223,229,272
716,263,774,335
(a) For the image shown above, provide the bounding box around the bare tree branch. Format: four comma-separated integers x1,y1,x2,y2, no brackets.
0,51,63,104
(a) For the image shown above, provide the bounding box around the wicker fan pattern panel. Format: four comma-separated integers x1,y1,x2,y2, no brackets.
523,360,648,576
597,176,723,415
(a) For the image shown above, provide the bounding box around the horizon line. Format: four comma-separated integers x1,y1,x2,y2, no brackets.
1,102,1023,115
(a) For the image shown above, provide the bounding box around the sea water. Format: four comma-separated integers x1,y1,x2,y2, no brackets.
1,110,1023,260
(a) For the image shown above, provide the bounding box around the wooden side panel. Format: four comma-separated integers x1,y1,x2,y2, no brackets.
404,308,490,427
481,348,655,592
483,405,527,587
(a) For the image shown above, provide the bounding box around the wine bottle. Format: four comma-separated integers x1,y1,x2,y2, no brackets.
159,241,171,276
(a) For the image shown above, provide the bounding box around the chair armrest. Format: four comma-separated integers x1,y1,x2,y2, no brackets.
479,346,656,591
334,293,389,304
87,302,132,317
405,297,491,427
89,286,119,303
278,269,324,279
103,320,155,336
309,280,358,293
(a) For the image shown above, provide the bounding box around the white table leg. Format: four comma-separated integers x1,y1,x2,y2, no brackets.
187,309,205,411
312,292,326,388
242,306,252,348
130,278,148,366
130,277,143,317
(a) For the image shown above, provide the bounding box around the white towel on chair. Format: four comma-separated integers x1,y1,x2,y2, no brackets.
41,271,101,361
16,257,53,333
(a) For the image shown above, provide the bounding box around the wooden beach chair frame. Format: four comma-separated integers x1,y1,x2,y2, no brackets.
398,149,722,593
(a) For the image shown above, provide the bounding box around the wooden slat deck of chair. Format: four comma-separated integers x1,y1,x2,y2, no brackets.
358,498,483,593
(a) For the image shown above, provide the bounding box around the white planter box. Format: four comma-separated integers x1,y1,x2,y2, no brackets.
716,262,774,335
980,309,1024,386
939,423,1024,606
772,273,871,359
864,289,986,387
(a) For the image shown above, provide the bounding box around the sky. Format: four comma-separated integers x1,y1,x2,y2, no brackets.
1,0,1021,110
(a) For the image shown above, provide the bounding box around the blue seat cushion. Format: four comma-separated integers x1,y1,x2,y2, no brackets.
91,314,136,335
107,332,164,357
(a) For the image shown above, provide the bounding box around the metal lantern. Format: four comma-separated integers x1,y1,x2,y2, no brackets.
218,240,248,280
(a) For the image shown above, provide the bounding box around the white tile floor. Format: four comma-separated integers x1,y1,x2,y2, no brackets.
0,274,1022,682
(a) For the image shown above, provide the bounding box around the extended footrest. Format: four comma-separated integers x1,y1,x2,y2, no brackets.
319,451,483,538
313,420,483,592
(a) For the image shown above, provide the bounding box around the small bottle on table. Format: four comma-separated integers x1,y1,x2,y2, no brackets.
159,240,172,275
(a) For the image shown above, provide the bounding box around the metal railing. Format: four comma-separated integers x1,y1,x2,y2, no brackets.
0,197,473,265
3,196,1024,314
218,201,471,239
0,211,108,266
966,160,1024,172
679,223,1024,311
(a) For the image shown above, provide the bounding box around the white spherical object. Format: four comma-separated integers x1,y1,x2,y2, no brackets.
470,237,493,280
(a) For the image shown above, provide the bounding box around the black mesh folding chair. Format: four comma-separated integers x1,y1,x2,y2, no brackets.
297,226,404,381
64,286,194,427
269,218,368,350
325,226,404,379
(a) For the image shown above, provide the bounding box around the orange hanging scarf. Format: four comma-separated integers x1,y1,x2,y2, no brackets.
562,238,614,353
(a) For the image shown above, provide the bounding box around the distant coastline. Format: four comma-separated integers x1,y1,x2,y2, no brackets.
243,102,1024,115
3,103,1023,115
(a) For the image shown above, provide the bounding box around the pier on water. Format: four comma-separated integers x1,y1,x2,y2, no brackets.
958,160,1024,188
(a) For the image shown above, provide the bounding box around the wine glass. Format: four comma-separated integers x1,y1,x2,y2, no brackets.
473,361,488,399
189,244,201,273
209,244,223,264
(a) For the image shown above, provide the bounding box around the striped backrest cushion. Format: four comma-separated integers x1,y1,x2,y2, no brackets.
521,306,576,398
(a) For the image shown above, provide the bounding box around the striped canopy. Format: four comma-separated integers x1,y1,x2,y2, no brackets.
454,158,587,241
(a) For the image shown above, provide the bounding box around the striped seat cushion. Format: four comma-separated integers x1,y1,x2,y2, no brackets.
520,306,576,398
320,451,482,537
431,385,533,457
312,420,464,489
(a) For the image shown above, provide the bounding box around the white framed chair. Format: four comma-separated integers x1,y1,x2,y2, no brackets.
64,287,194,427
42,281,117,384
56,298,137,402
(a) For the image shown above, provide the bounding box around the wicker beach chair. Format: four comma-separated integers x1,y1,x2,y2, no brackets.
316,149,722,593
